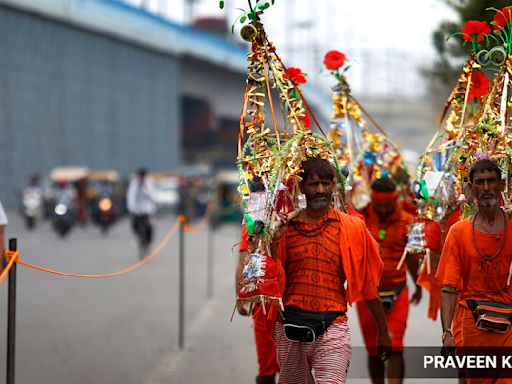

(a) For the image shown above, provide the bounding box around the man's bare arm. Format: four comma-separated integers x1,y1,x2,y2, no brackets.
364,298,392,360
406,253,422,304
440,288,458,348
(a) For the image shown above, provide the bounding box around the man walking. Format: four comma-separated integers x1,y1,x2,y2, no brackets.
127,168,157,258
357,177,422,384
271,157,391,384
439,159,512,383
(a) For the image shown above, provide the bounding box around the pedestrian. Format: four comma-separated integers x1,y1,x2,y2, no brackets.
0,199,8,273
438,159,512,383
271,157,392,384
357,176,422,384
127,168,157,258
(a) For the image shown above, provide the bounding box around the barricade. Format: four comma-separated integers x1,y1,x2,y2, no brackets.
0,202,217,382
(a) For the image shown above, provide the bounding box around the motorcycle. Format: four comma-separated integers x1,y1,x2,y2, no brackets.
51,201,75,237
20,187,44,229
51,194,76,237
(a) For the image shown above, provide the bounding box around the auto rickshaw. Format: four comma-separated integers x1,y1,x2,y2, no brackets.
212,170,243,227
86,170,125,233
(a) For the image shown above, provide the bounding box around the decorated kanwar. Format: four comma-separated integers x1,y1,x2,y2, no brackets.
321,47,420,383
437,7,512,384
224,2,392,383
412,18,490,328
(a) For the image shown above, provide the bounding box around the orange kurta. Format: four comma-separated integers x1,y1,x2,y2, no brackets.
360,203,413,354
364,203,414,289
277,208,382,311
437,218,512,348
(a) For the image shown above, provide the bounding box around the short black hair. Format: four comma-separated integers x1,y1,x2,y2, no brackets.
469,159,501,182
300,157,336,182
137,168,147,178
371,177,397,192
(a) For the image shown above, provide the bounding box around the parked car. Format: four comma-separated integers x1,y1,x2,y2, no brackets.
150,172,180,214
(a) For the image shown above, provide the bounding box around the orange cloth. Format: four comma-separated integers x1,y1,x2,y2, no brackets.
416,219,443,320
444,207,462,238
442,207,463,339
238,225,285,300
417,270,442,321
357,286,409,356
277,208,382,311
239,230,278,377
364,203,414,289
347,202,365,221
437,218,512,350
401,199,418,216
240,225,249,251
253,306,278,377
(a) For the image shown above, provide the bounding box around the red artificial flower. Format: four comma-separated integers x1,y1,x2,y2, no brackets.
461,20,490,42
283,67,307,84
468,70,490,102
301,113,311,129
323,50,346,71
493,6,512,30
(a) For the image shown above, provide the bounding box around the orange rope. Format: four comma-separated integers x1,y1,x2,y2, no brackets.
183,201,216,234
0,250,19,285
15,218,181,278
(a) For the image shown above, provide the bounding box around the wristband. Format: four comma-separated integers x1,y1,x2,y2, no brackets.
442,329,453,341
441,286,460,294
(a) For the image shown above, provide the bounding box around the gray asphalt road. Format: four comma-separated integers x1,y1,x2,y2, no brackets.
0,213,453,383
0,213,242,383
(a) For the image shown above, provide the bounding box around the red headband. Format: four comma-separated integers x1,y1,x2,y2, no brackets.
371,190,398,202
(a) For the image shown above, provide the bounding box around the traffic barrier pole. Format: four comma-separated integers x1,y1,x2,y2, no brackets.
7,238,17,384
206,216,213,298
178,215,185,350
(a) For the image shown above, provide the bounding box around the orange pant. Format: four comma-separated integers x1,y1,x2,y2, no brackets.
357,286,409,356
253,307,278,376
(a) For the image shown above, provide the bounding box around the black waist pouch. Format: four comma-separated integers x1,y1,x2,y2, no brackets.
467,300,512,333
378,282,406,312
282,306,345,343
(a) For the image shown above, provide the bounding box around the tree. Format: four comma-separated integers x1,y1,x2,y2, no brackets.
428,0,512,93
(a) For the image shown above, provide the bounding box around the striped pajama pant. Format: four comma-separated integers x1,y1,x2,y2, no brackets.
274,321,351,384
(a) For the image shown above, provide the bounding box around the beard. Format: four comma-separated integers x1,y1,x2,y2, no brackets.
478,192,499,208
306,194,331,210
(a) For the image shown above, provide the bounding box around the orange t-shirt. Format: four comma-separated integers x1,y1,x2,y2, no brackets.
444,207,462,239
437,218,512,304
365,204,414,289
277,208,382,313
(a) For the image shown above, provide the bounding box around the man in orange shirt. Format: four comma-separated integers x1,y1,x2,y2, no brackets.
439,159,512,383
271,157,391,384
357,177,422,384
